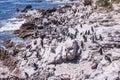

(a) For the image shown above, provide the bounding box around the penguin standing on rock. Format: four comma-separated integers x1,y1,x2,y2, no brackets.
88,30,90,35
99,47,103,55
99,34,103,41
33,63,38,70
81,41,84,49
83,35,87,42
25,72,29,79
80,24,83,28
91,26,94,32
105,54,112,63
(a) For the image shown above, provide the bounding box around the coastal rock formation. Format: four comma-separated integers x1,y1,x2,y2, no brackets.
1,0,120,79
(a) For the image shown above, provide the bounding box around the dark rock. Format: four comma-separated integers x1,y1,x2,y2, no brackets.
16,8,20,13
14,22,36,39
21,5,32,13
21,9,27,13
15,44,25,50
46,8,56,13
21,22,35,30
84,0,92,6
115,77,120,80
19,32,34,39
85,74,90,79
0,47,9,61
14,30,20,34
25,5,32,9
3,40,14,48
12,48,20,56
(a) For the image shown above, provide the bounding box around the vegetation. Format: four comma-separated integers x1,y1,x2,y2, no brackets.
98,0,113,10
111,0,120,3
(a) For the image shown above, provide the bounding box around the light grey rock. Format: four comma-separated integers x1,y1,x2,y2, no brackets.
48,76,61,80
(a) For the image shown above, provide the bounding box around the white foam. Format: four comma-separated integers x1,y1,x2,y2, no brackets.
0,18,25,32
26,9,38,15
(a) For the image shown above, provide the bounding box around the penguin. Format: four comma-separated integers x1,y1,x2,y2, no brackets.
85,30,88,35
88,30,90,35
33,63,38,70
99,34,103,41
91,26,94,32
80,24,83,28
23,54,27,60
34,40,37,45
99,47,103,55
83,35,87,42
105,54,112,63
91,36,95,43
81,41,84,49
25,72,29,79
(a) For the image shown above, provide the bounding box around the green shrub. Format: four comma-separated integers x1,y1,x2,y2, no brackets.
111,0,120,3
99,1,111,7
98,0,113,10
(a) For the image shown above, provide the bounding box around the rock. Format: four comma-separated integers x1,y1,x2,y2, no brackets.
84,0,92,6
48,76,61,80
0,47,9,61
25,5,32,9
66,40,80,60
16,8,20,13
59,74,70,80
81,51,89,60
21,5,32,13
9,1,120,79
21,9,27,13
12,48,20,56
3,40,14,48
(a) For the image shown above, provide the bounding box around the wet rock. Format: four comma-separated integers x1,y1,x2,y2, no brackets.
21,9,27,13
21,5,32,13
16,8,20,13
12,48,20,56
25,5,32,9
0,47,9,61
3,40,14,48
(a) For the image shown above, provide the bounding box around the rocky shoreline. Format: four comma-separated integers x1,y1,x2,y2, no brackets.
1,0,120,79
